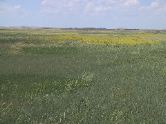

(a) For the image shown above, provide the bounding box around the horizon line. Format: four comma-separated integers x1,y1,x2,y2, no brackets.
0,26,166,30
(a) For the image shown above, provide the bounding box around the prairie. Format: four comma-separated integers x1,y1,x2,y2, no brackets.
0,29,166,123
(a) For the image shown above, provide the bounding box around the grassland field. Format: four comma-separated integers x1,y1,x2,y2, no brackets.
0,29,166,124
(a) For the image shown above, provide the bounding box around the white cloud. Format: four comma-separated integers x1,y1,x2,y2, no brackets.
41,0,84,14
0,3,25,16
40,0,140,14
150,0,166,11
140,0,166,14
124,0,139,6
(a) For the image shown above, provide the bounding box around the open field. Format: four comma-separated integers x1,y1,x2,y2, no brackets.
0,29,166,123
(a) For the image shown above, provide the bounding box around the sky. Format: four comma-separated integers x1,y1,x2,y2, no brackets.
0,0,166,29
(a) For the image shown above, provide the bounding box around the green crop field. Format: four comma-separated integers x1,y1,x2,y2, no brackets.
0,29,166,124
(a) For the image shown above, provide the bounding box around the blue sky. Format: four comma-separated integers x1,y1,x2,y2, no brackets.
0,0,166,29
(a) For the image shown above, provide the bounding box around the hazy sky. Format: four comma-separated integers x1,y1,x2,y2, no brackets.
0,0,166,29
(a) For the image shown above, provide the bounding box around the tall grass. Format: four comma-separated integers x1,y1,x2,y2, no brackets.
0,29,166,123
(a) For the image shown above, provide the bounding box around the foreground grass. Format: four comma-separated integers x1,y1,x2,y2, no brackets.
0,29,166,123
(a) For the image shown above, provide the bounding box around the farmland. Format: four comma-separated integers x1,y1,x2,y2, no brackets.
0,29,166,123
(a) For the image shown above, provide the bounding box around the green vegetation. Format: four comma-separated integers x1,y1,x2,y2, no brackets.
0,29,166,123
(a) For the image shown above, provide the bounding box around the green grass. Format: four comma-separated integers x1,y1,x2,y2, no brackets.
0,29,166,124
